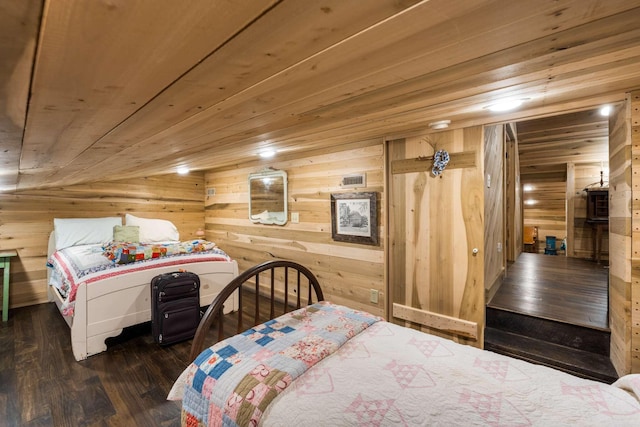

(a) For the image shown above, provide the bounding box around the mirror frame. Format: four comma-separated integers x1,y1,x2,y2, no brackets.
248,169,288,225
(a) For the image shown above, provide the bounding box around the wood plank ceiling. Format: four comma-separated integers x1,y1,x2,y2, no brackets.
1,0,639,191
517,109,609,183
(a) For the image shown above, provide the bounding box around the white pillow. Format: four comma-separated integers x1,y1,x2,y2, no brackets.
125,214,179,243
54,217,123,250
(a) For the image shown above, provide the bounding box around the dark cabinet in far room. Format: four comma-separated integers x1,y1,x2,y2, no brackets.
586,189,609,222
585,188,608,264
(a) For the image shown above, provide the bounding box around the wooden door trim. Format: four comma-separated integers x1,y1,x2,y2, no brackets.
392,303,478,340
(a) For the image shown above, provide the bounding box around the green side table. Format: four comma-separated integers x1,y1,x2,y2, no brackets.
0,250,18,322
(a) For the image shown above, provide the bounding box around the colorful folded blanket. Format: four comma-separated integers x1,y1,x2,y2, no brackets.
103,239,217,264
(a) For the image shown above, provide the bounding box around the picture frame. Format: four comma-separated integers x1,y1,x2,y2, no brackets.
331,192,378,245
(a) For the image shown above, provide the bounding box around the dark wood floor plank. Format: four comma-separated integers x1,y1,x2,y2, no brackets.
5,303,187,426
489,253,608,329
16,361,52,424
4,283,310,426
0,369,19,427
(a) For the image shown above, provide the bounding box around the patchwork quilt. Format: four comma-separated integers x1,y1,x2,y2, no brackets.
102,240,218,264
47,240,231,316
170,304,640,427
261,322,640,426
168,302,383,426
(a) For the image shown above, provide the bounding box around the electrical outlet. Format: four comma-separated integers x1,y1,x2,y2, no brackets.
291,212,299,223
370,289,379,304
497,242,502,252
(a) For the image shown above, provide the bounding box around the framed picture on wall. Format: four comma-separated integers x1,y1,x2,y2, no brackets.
331,192,378,245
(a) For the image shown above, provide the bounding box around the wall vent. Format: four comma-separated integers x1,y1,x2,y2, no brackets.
341,173,366,189
206,188,216,196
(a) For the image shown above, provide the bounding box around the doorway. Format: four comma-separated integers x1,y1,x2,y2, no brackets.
503,108,610,326
485,107,614,381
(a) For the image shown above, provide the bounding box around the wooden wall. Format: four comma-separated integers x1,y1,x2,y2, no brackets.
522,163,608,261
522,181,566,254
204,140,386,317
484,125,505,292
609,97,633,375
505,123,522,263
572,164,609,261
0,173,206,309
631,90,640,372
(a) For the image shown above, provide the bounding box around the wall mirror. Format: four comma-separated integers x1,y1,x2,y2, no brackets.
248,169,288,225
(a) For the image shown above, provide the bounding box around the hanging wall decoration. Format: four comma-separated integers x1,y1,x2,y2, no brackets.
431,149,450,176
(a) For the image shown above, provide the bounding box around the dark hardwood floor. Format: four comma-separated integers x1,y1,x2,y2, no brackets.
485,252,616,383
488,252,609,329
0,290,294,427
0,303,188,426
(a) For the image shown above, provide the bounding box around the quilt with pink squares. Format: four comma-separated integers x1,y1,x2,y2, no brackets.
168,302,383,426
260,321,640,426
170,304,640,426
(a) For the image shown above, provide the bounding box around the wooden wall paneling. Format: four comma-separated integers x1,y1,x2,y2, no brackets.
609,95,633,375
566,162,576,257
387,139,407,320
483,125,505,294
631,90,640,372
204,140,386,317
572,164,610,260
505,123,522,263
0,173,206,309
523,180,567,254
388,127,484,346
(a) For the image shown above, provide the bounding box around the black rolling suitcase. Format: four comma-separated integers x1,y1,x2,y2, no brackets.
151,271,201,345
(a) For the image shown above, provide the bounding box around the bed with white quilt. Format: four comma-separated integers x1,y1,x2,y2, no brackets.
168,260,640,426
47,214,238,361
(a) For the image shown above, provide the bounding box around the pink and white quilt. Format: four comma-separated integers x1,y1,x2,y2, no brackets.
170,303,640,426
262,321,640,426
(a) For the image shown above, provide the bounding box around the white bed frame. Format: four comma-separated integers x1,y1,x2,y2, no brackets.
47,233,238,361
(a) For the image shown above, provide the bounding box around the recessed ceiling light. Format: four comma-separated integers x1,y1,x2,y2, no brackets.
599,105,612,116
428,120,451,130
523,184,533,192
524,199,537,205
176,166,190,175
486,98,527,112
259,148,276,159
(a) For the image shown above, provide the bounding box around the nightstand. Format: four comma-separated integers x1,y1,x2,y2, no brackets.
1,250,18,322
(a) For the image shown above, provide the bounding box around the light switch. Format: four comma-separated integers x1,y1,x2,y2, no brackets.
291,212,299,223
